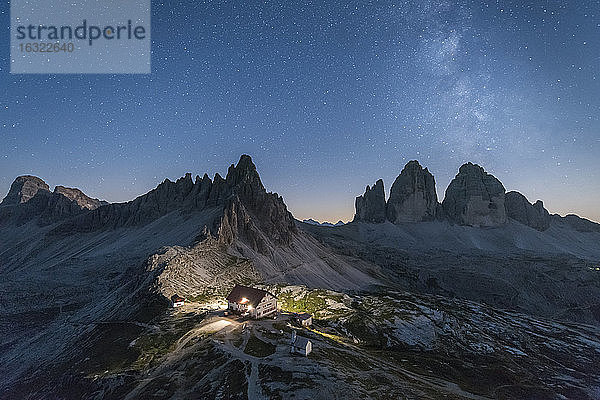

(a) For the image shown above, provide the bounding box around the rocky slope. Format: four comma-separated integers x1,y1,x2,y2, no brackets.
301,218,600,325
8,285,599,399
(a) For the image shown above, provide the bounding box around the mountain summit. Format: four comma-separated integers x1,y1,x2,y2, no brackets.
505,191,551,231
354,179,386,223
386,160,439,223
217,154,298,250
1,175,50,205
442,162,507,227
0,175,106,224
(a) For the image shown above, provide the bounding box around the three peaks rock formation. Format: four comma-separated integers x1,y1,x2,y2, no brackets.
354,160,557,230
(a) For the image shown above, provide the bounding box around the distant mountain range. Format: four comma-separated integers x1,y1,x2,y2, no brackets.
301,218,345,227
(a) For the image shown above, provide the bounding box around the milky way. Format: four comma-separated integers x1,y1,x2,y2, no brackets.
0,0,598,222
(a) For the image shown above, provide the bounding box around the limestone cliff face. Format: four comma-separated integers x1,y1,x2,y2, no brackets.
0,176,106,224
442,163,507,227
216,155,297,250
354,179,386,223
505,191,551,231
53,186,106,210
1,175,50,205
386,161,439,223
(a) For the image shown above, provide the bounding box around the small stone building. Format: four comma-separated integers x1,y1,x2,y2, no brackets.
294,312,313,327
171,294,185,307
290,330,312,356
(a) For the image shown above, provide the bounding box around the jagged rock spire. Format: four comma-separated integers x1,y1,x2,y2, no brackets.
354,179,386,223
226,155,264,188
386,160,439,223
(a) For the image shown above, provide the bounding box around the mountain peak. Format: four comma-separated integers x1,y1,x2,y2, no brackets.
443,163,507,227
53,186,106,210
505,191,550,231
1,175,50,206
354,179,386,223
226,154,264,189
404,160,423,169
387,160,439,223
237,154,254,169
458,162,483,174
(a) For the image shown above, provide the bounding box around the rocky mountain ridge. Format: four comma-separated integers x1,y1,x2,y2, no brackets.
0,156,299,258
302,219,345,227
354,160,599,232
1,175,106,210
0,176,107,225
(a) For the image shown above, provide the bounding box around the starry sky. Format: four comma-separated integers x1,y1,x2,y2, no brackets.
1,0,599,223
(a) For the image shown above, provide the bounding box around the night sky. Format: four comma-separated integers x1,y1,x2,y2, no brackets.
1,0,599,223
